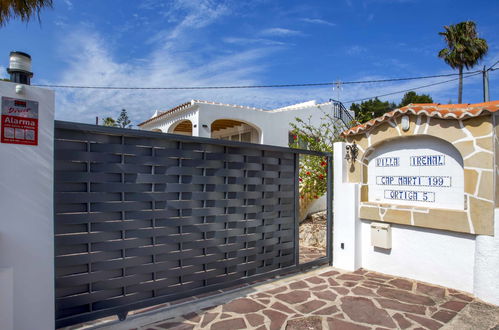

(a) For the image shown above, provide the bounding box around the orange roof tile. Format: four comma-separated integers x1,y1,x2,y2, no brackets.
138,101,194,126
341,101,499,137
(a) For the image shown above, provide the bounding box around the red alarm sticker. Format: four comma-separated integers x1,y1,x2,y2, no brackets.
1,97,39,146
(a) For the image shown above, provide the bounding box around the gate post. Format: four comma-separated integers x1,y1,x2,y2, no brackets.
0,81,55,330
332,142,361,271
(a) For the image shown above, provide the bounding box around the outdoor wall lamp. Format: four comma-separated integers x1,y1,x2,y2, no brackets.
15,84,24,94
401,115,410,131
345,141,358,164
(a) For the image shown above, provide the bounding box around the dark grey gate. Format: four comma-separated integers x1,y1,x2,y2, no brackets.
54,121,332,328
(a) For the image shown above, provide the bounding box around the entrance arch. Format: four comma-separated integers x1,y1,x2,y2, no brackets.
210,119,261,143
168,120,193,136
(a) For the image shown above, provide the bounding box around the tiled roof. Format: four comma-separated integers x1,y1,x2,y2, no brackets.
138,100,271,127
341,101,499,137
138,100,335,127
138,101,194,126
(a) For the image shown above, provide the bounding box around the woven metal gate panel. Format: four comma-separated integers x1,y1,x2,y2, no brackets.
54,121,322,328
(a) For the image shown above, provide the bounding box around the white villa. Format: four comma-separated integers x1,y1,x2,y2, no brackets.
138,100,354,146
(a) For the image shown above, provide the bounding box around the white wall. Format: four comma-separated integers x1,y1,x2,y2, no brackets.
334,140,499,304
159,106,199,135
360,221,476,292
198,102,342,147
143,101,352,147
0,81,55,330
473,209,499,305
306,195,327,215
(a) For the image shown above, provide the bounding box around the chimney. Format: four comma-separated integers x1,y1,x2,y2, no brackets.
7,51,33,85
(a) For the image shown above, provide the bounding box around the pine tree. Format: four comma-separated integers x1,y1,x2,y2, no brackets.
350,98,396,124
399,92,433,107
116,109,132,128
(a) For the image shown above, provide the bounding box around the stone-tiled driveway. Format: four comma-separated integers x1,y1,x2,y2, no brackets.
136,268,499,330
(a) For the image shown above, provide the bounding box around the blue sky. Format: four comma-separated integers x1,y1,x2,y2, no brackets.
0,0,498,125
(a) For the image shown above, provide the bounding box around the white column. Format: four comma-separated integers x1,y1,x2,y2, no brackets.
0,81,55,330
473,208,499,305
193,112,211,138
332,142,361,271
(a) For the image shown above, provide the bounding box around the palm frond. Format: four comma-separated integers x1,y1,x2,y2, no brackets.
0,0,53,26
438,20,489,70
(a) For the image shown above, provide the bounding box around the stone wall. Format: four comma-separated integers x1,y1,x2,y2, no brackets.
345,114,495,235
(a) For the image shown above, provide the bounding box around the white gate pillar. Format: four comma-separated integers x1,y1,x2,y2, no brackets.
0,81,55,330
332,142,362,271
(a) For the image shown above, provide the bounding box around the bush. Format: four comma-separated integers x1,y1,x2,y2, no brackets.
289,113,344,199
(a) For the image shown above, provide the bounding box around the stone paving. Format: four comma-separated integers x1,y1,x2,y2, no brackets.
299,246,326,264
137,268,499,330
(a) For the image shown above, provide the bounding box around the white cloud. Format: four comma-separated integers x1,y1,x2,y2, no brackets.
0,65,7,79
223,37,287,46
53,29,290,124
300,18,336,27
47,0,491,127
62,0,73,9
345,45,367,55
147,0,229,43
54,16,68,27
52,27,483,127
373,58,410,70
260,28,304,37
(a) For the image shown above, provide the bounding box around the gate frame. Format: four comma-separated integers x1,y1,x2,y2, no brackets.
54,121,333,328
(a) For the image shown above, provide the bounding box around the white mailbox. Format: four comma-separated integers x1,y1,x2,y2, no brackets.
371,222,392,249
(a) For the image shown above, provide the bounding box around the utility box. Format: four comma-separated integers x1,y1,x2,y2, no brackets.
371,222,391,249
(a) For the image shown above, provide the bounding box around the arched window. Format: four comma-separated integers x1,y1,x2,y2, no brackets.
210,119,261,143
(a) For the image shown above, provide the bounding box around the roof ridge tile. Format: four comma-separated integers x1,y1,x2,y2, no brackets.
341,101,499,137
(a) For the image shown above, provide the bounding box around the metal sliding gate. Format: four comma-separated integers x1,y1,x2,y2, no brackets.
54,121,332,328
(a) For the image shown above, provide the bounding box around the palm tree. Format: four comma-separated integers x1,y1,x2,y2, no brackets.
438,21,488,104
0,0,53,26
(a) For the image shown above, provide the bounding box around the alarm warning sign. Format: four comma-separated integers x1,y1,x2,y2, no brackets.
1,97,39,146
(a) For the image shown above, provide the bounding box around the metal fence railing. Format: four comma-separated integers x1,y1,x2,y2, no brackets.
54,121,332,328
330,99,355,127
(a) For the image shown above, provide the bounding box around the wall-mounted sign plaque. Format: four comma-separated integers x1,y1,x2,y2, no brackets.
1,96,38,146
367,136,464,210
